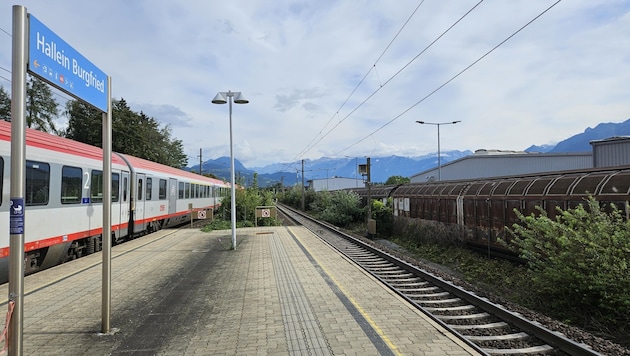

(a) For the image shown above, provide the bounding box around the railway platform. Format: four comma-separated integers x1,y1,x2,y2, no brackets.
0,226,481,355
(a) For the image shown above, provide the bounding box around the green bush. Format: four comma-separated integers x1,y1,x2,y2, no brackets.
310,190,363,227
372,198,393,237
509,196,630,330
278,186,316,211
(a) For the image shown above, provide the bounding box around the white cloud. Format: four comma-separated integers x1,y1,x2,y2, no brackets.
1,0,630,167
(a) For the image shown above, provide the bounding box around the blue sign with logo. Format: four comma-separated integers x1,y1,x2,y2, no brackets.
10,198,25,235
28,15,108,112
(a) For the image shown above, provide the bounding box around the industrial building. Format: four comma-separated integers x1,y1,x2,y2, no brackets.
410,136,630,183
410,150,593,183
591,136,630,167
307,177,363,192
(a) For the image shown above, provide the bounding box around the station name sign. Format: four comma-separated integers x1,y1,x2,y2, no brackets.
28,15,108,112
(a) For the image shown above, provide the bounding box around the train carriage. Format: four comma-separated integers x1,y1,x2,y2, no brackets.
0,121,228,283
339,165,630,253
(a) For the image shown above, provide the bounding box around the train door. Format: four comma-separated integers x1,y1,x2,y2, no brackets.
168,178,177,215
119,171,130,238
135,173,146,232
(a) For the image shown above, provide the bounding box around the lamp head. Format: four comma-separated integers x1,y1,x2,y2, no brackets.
233,92,249,104
211,92,227,104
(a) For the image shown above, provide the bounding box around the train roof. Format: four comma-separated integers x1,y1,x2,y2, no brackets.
119,153,229,187
0,120,127,166
0,121,229,187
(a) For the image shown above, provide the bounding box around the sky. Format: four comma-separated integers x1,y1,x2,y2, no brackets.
1,0,630,170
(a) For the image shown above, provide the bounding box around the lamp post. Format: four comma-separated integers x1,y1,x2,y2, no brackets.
416,120,461,181
212,90,249,250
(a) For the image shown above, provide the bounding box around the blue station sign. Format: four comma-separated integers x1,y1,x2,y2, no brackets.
28,15,108,112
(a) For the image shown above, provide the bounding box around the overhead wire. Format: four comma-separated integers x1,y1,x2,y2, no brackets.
292,0,427,161
335,0,563,156
294,0,485,161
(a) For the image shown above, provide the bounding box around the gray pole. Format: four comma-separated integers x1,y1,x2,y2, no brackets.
101,76,112,333
355,157,358,187
211,91,248,250
301,160,305,211
416,120,460,181
9,5,27,355
228,92,237,250
437,124,441,181
367,157,371,224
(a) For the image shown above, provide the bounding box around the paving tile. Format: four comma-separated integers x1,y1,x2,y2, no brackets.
0,226,481,355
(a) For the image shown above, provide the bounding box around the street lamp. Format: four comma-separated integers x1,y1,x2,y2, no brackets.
416,120,461,181
212,90,249,250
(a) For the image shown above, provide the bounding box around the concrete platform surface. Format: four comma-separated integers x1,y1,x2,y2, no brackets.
0,226,481,355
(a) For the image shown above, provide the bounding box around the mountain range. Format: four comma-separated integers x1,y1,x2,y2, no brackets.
189,119,630,187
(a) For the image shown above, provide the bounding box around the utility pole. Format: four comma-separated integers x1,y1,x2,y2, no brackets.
198,148,202,174
301,159,305,211
367,157,371,224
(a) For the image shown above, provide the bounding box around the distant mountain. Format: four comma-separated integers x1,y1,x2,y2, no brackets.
524,144,554,153
190,151,473,187
548,119,630,153
188,118,630,187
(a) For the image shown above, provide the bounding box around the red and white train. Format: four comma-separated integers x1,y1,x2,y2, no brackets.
0,120,229,283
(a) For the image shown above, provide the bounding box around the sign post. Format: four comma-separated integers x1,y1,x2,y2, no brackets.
10,7,113,353
9,6,28,355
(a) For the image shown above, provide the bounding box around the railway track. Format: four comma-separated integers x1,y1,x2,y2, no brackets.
277,203,602,356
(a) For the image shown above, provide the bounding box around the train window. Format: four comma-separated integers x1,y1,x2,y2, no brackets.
185,183,190,199
61,166,82,204
26,160,50,206
146,178,152,200
178,182,184,199
123,176,128,201
112,173,120,202
137,178,143,201
159,179,167,200
90,170,103,203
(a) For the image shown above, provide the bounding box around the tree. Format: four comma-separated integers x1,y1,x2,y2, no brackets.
63,100,102,144
26,77,59,133
0,85,10,121
385,175,410,185
64,98,188,168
